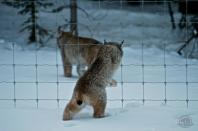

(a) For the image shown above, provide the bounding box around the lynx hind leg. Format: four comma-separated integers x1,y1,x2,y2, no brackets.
108,79,117,87
77,64,87,77
91,91,107,118
93,100,107,118
63,99,84,121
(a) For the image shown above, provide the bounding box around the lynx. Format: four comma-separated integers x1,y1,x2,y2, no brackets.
63,41,124,120
57,28,102,77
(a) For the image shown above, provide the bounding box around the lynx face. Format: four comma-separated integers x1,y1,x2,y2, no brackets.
57,31,72,48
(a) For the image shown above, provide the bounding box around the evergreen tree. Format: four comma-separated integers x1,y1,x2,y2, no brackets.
2,0,53,46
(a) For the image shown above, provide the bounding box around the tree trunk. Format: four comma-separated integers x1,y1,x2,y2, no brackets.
29,1,37,43
70,0,78,36
167,1,176,29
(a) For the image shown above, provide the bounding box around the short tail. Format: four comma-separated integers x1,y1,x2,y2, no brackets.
63,92,85,120
75,92,84,106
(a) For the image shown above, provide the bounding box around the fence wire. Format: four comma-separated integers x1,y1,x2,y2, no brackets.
0,42,198,108
0,0,198,108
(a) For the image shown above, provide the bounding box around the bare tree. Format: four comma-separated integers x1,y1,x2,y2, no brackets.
70,0,78,36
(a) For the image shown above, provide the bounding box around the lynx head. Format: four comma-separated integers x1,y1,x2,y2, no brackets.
57,26,74,48
103,40,124,64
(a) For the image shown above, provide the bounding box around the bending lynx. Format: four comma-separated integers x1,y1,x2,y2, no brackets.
63,41,124,120
57,28,102,77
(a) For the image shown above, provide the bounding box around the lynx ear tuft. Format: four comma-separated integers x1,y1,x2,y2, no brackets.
58,26,61,33
57,26,63,38
120,40,124,47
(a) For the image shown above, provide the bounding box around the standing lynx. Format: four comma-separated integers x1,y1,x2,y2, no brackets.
63,41,124,120
57,28,102,77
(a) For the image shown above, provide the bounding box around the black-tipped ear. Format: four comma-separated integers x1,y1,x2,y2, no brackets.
57,26,63,38
120,40,124,47
57,26,61,33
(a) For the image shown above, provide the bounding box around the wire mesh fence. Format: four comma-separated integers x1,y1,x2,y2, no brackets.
0,42,198,108
0,0,198,109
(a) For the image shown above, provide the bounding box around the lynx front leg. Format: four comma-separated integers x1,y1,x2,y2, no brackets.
64,57,72,77
60,46,72,77
77,64,87,77
64,63,72,77
108,79,117,87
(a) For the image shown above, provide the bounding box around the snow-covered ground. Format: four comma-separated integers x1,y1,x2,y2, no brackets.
0,1,198,131
0,45,198,131
1,104,198,131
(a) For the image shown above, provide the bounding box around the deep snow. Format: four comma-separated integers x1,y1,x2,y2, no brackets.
0,45,198,131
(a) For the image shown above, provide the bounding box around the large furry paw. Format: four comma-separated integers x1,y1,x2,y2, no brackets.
93,113,105,118
64,73,72,77
64,66,72,77
63,114,72,121
109,79,117,87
